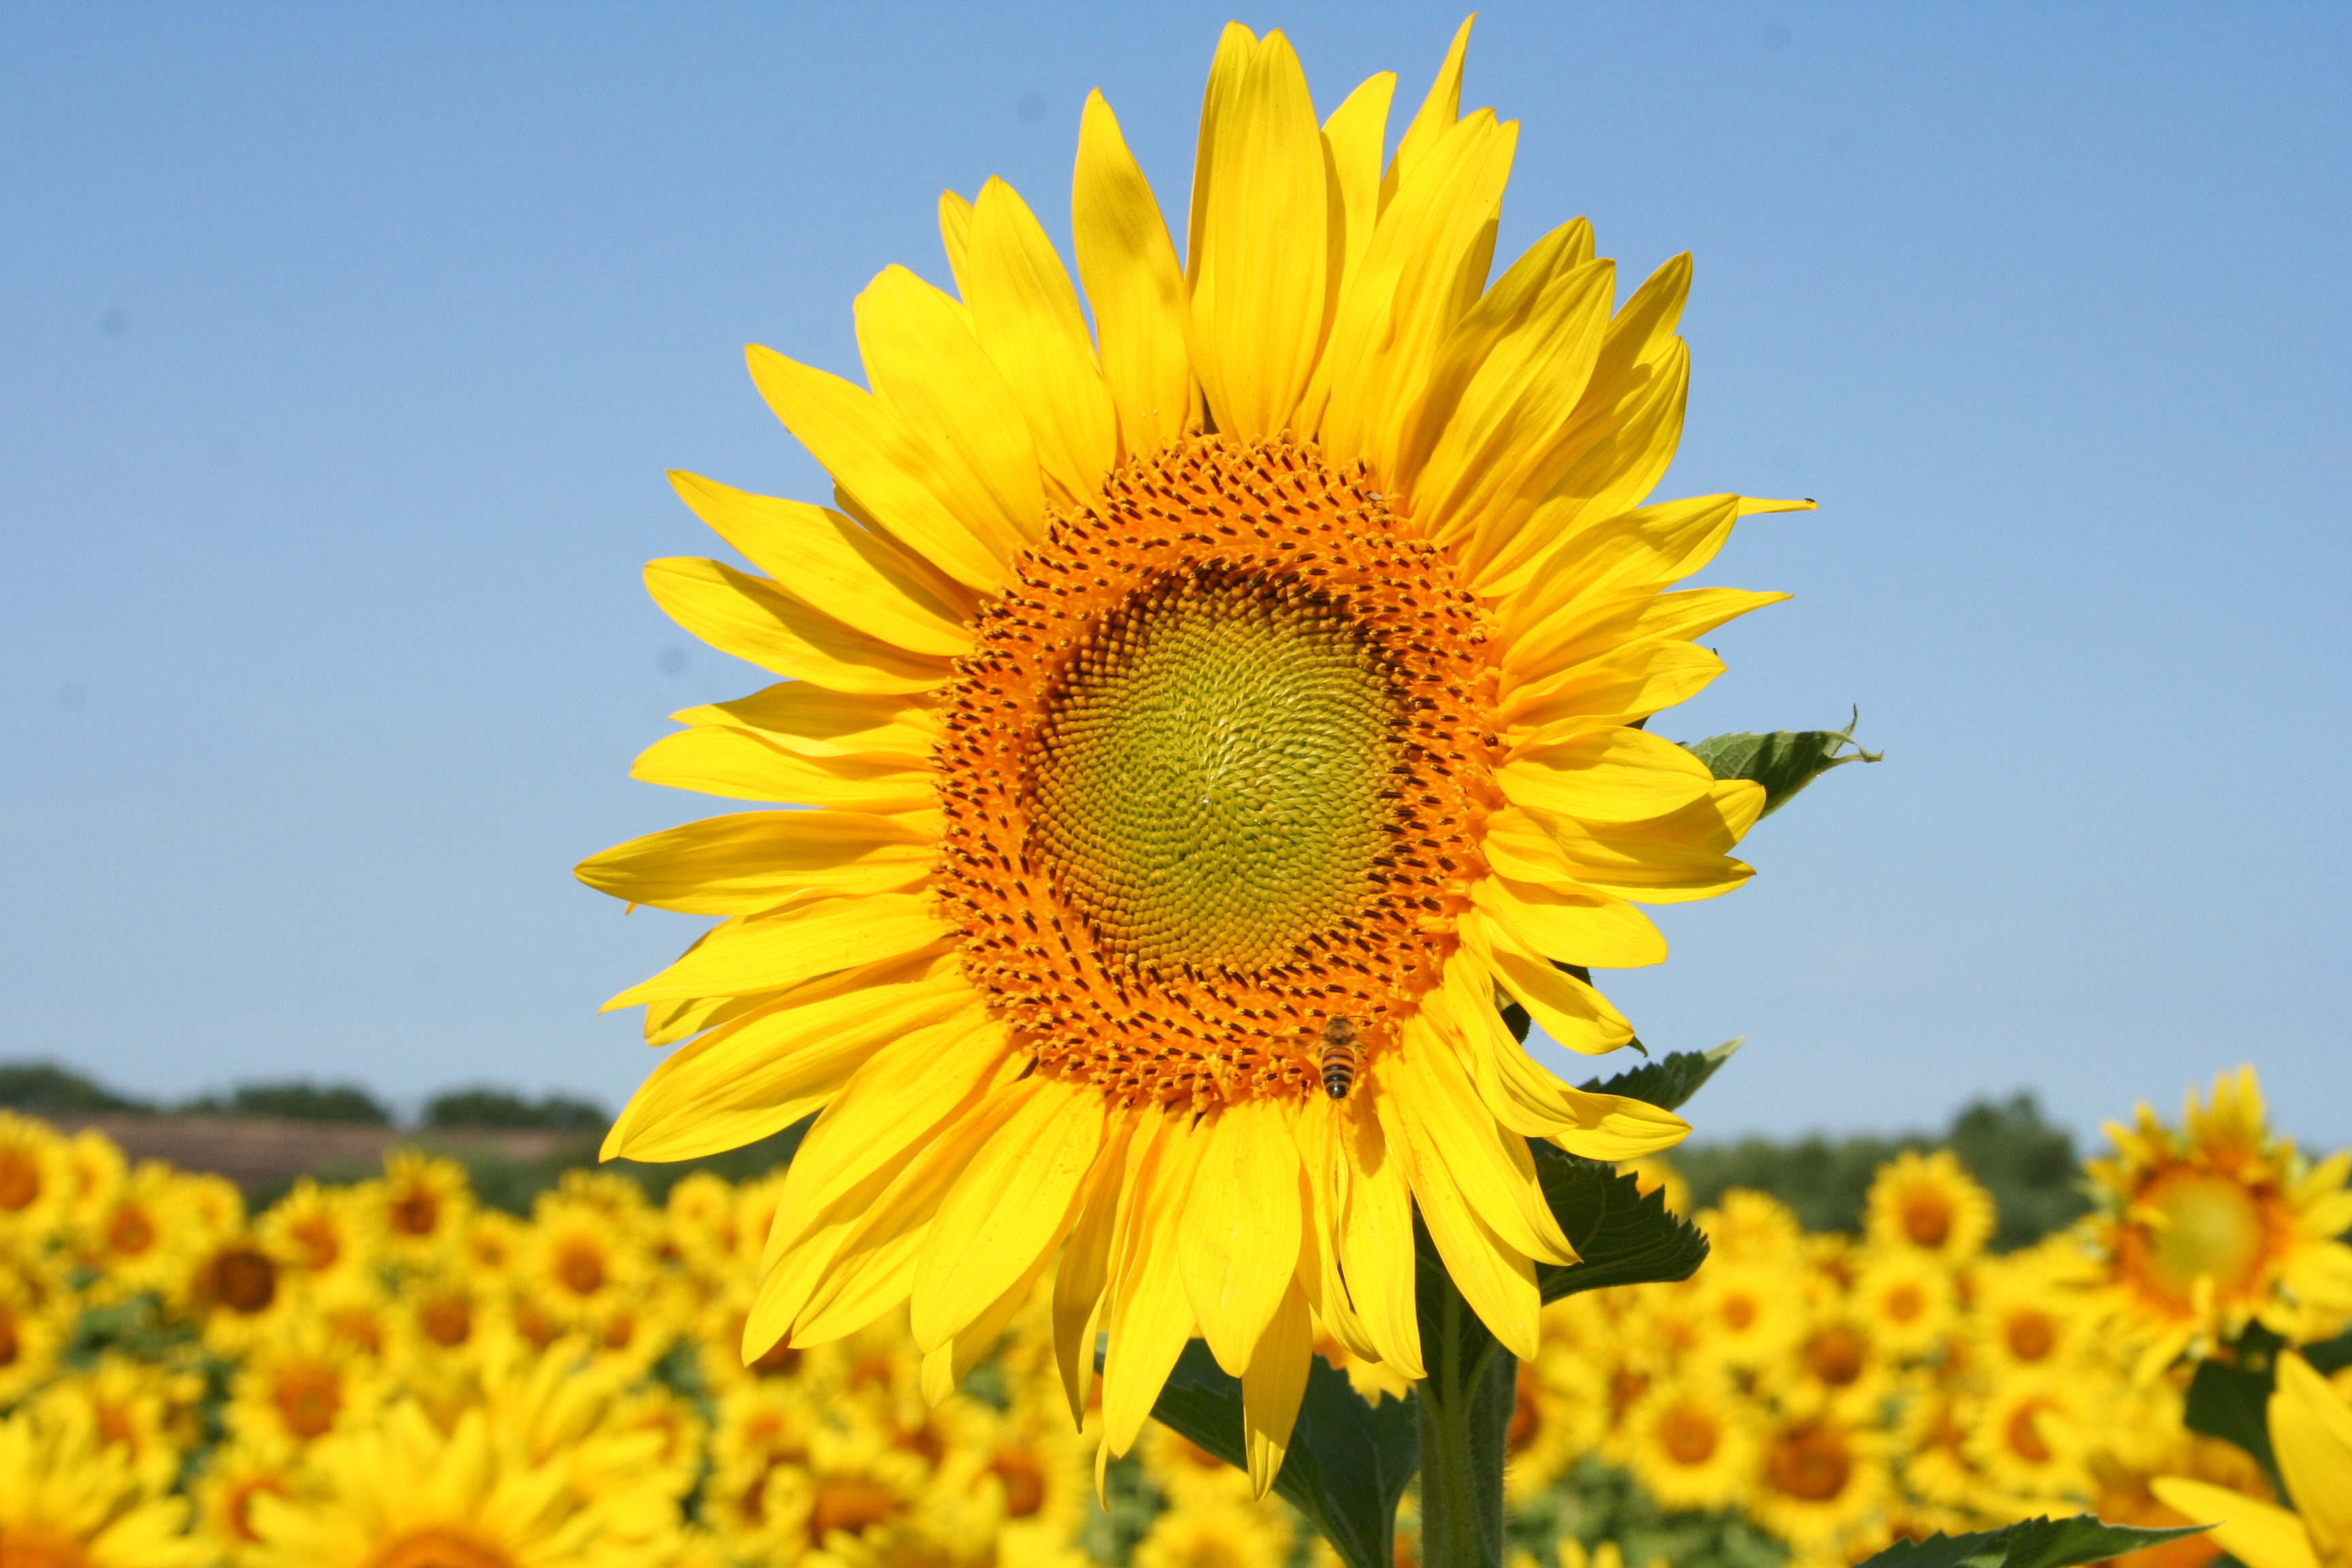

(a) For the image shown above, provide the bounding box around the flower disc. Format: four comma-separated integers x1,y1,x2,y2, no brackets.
939,434,1488,1107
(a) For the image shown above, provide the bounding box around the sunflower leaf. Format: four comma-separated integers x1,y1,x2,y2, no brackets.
1527,1145,1710,1302
1684,707,1880,817
1576,1038,1742,1112
1848,1515,2206,1568
1140,1339,1418,1568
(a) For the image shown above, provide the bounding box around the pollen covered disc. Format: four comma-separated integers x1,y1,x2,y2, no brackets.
1030,570,1400,971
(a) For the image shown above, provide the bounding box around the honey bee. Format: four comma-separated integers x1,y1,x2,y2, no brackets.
1318,1016,1361,1100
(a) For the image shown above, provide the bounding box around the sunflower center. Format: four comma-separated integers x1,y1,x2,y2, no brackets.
273,1366,343,1438
210,1247,278,1314
2005,1309,2057,1362
2132,1171,2270,1305
0,1149,39,1211
0,1526,92,1568
1031,569,1398,970
108,1206,154,1254
1802,1323,1868,1386
368,1529,516,1568
1766,1421,1853,1501
937,434,1494,1111
1659,1403,1720,1466
1899,1189,1953,1248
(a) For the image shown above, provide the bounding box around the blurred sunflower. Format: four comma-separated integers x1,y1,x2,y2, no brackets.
261,1178,376,1295
0,1110,71,1243
1852,1250,1957,1360
365,1149,475,1265
193,1438,318,1568
1864,1150,1995,1267
1970,1242,2089,1379
0,1267,69,1404
1130,1497,1292,1568
33,1355,206,1499
0,1402,208,1568
225,1320,390,1451
1967,1371,2092,1509
1618,1371,1758,1512
1748,1409,1890,1549
2085,1066,2352,1375
585,15,1799,1484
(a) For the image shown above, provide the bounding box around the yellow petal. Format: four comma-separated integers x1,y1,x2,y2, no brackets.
1414,248,1613,542
1102,1114,1203,1455
924,1243,1056,1405
1438,957,1688,1158
1291,1110,1377,1364
1500,581,1791,678
630,725,934,811
1320,72,1396,302
1373,1045,1542,1358
1052,1117,1137,1422
1487,798,1757,906
642,988,779,1047
666,470,975,656
1504,639,1726,734
1186,24,1330,440
575,810,932,915
644,557,951,693
600,892,949,1010
853,265,1044,553
1330,1092,1423,1378
1497,723,1718,823
938,191,974,297
1382,16,1474,203
1318,108,1516,482
669,684,936,766
744,344,1007,593
1471,874,1667,970
2272,1352,2352,1556
600,952,967,1162
1073,92,1193,459
1384,1022,1577,1268
1455,910,1635,1054
1241,1281,1313,1497
2146,1479,2318,1568
911,1076,1105,1352
966,177,1118,503
1180,1096,1305,1377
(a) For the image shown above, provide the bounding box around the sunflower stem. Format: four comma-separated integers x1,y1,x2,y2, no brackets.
1413,1264,1514,1568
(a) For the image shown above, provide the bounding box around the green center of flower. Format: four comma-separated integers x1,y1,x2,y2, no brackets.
2143,1171,2268,1301
1029,569,1401,972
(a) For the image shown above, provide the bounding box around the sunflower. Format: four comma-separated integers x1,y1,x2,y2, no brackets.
33,1355,206,1497
0,1402,209,1568
180,1227,303,1356
260,1177,377,1295
58,1126,128,1227
1696,1190,1806,1269
1969,1241,2091,1379
1851,1249,1957,1361
1139,1420,1260,1509
1965,1371,2092,1509
1748,1409,1891,1550
365,1149,476,1266
2089,1430,2272,1568
1688,1259,1805,1371
517,1188,650,1329
193,1438,319,1568
225,1317,391,1450
0,1267,69,1405
973,1396,1096,1559
0,1110,72,1244
1130,1498,1292,1568
76,1162,210,1300
2084,1066,2352,1375
1863,1150,1995,1267
585,16,1797,1482
1504,1343,1605,1501
246,1399,668,1568
1618,1370,1759,1512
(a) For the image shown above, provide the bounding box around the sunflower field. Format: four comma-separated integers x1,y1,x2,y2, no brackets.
3,1064,2345,1568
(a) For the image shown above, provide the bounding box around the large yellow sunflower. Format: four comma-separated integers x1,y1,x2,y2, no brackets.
585,17,1798,1486
2083,1065,2352,1375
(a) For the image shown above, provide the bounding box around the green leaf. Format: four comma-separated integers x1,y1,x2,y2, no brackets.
1852,1515,2207,1568
1141,1340,1418,1568
1685,708,1880,818
1529,1145,1710,1303
1578,1039,1742,1113
2184,1350,2282,1490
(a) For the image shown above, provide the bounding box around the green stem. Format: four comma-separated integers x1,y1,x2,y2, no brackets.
1414,1256,1515,1568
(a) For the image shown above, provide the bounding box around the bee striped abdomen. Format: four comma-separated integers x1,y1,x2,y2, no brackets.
1318,1017,1360,1100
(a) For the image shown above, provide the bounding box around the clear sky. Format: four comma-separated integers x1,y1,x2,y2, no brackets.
4,3,2346,1149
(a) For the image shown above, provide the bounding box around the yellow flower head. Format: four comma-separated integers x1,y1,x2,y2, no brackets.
1749,1409,1891,1549
0,1111,73,1244
2085,1065,2352,1375
77,1162,212,1299
1130,1497,1292,1568
1852,1247,1959,1361
259,1177,378,1294
192,1438,320,1568
1863,1149,1996,1266
225,1316,391,1451
1618,1370,1760,1512
0,1401,208,1568
0,1264,69,1405
32,1355,207,1499
365,1149,476,1264
586,15,1801,1486
1966,1371,2094,1511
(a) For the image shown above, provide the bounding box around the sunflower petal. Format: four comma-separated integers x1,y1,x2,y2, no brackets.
1497,723,1718,823
1320,72,1396,297
744,344,1007,593
669,685,936,766
644,558,951,693
1332,1092,1424,1378
1053,1118,1137,1422
1383,15,1474,200
1439,957,1689,1157
966,177,1119,503
1456,910,1636,1054
1503,638,1726,734
1102,1115,1203,1455
1386,1022,1578,1268
1241,1281,1313,1497
630,726,934,810
2272,1352,2352,1556
575,810,932,915
1073,92,1193,459
1471,874,1668,969
1186,24,1330,439
2145,1480,2319,1568
855,265,1045,553
911,1076,1106,1352
600,892,949,1010
1180,1096,1305,1377
666,471,975,655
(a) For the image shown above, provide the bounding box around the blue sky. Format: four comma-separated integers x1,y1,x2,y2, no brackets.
3,2,2346,1150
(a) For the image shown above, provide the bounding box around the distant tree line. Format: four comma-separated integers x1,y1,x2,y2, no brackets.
0,1061,606,1132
